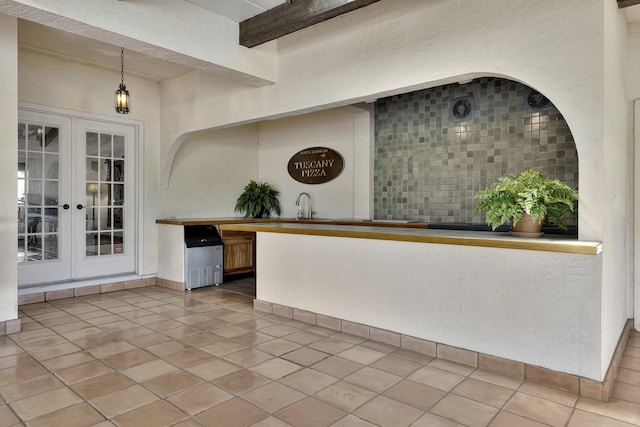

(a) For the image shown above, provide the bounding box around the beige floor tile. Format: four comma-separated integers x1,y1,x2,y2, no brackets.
276,397,347,427
165,347,216,368
112,400,187,427
489,411,548,427
354,395,424,427
71,372,135,400
142,370,204,397
260,325,301,338
281,347,329,366
279,367,338,395
428,359,476,376
164,325,204,339
186,358,240,381
284,331,325,345
56,360,114,384
452,377,515,408
250,358,302,380
201,339,248,356
338,346,386,365
0,338,23,358
621,355,640,371
121,359,178,382
181,332,226,347
250,415,295,426
504,392,573,427
26,402,105,427
408,366,465,392
618,368,640,386
10,387,83,421
223,348,273,367
29,342,82,361
145,340,192,357
213,369,271,394
411,412,466,426
383,379,446,411
167,383,233,415
196,397,268,427
315,380,377,412
567,409,639,427
212,324,252,338
90,384,158,418
344,366,401,392
308,338,354,355
469,369,523,390
518,382,578,406
330,414,377,426
256,339,302,356
0,404,20,427
0,373,63,403
370,354,422,377
42,351,96,372
88,341,137,359
576,397,640,425
232,332,274,346
0,355,48,383
613,382,640,404
103,348,157,369
430,394,498,427
126,332,172,348
312,356,364,379
243,382,306,413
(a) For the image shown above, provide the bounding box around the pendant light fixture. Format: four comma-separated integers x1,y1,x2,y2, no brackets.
115,47,130,114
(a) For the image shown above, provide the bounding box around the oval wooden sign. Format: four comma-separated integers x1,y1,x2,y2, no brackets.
287,147,344,185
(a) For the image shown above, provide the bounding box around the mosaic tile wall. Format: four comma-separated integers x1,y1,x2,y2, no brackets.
374,77,578,224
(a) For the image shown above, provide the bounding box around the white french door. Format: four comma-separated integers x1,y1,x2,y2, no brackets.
18,111,137,286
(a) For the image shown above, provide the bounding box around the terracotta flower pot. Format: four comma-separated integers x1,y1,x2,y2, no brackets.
510,214,543,237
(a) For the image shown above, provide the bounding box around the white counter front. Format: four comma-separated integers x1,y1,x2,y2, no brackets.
220,222,605,381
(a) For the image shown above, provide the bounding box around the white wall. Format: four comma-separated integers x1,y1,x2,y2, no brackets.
257,232,604,380
161,125,259,218
629,22,640,332
601,1,633,370
160,0,607,242
0,15,18,322
258,107,372,219
18,49,162,276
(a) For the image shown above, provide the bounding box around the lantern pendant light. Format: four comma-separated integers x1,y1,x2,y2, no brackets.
115,47,130,114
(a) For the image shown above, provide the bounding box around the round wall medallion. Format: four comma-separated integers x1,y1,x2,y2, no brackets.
525,89,553,111
450,96,474,122
287,147,344,185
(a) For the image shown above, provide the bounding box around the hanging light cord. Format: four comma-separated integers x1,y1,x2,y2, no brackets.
120,48,125,88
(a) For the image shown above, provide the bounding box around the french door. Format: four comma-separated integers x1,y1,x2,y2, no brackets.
18,111,136,286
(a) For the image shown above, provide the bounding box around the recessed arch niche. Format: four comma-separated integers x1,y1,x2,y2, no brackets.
373,76,578,227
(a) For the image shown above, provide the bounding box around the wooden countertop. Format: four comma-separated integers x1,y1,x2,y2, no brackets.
217,222,602,255
155,217,428,228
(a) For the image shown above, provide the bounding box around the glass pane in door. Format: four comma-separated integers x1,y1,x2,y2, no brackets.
85,131,125,257
17,122,60,263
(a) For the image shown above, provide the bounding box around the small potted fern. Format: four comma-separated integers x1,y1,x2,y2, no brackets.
474,169,578,236
235,180,282,218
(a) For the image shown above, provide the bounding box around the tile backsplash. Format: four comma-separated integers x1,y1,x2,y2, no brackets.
374,77,578,224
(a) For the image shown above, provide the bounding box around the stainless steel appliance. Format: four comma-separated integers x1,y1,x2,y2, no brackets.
184,225,223,290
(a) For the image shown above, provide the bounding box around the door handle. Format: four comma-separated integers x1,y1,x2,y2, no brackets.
76,204,84,210
58,204,70,210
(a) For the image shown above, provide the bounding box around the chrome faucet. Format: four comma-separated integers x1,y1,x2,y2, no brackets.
295,192,311,219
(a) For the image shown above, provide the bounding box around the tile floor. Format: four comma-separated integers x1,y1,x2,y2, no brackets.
1,285,639,427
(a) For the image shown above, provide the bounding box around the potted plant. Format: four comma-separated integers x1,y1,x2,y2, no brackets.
474,169,578,236
235,180,282,218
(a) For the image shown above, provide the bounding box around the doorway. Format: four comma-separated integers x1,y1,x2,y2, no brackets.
18,109,138,286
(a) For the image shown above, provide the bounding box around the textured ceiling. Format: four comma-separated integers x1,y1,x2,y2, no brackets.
185,0,288,22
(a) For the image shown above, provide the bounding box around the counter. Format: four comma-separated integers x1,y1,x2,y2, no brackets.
214,220,604,381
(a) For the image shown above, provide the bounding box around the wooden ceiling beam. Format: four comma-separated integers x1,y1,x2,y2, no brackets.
240,0,380,48
619,0,640,8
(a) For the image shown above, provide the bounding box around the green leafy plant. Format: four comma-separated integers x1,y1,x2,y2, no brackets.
234,180,282,218
474,169,578,230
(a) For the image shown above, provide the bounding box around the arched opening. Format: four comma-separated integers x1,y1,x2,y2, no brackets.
373,76,578,232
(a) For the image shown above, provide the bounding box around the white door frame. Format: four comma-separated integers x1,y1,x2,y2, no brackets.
635,99,640,332
19,102,144,283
